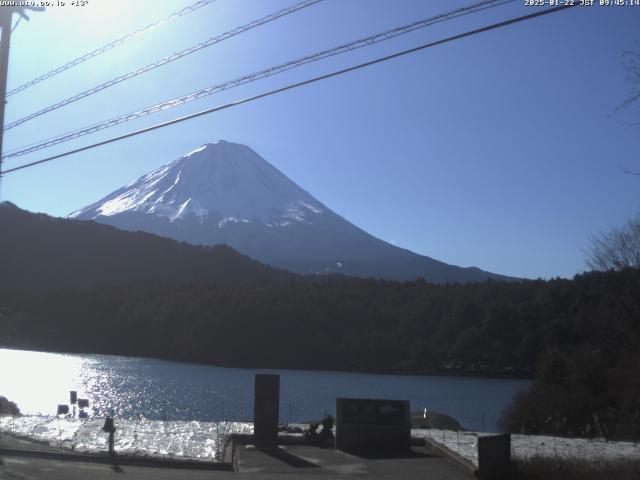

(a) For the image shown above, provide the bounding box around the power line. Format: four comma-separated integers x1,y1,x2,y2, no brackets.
3,0,514,159
0,5,45,200
2,4,577,176
6,0,218,97
4,0,323,131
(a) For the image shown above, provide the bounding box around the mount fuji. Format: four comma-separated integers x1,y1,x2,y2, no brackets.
70,140,511,282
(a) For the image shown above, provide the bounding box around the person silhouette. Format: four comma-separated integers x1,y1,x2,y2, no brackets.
102,416,116,456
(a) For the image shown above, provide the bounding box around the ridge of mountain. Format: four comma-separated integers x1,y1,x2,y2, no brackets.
70,141,515,283
0,201,292,289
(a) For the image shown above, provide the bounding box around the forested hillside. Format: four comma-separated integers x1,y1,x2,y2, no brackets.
0,202,291,288
2,269,637,382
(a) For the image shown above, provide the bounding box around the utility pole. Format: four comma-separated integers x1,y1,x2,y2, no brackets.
0,6,44,197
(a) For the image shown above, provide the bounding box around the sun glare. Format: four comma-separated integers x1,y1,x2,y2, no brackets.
53,0,147,42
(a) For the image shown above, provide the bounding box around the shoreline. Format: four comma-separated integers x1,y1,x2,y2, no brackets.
0,415,253,462
0,344,533,380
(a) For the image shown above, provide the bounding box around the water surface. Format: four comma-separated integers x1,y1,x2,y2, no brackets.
0,348,529,430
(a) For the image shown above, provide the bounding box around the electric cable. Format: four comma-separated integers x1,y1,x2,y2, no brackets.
1,4,578,176
6,0,219,97
2,0,514,159
4,0,323,131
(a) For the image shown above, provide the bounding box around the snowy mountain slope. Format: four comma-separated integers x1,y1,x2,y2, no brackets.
71,140,513,283
72,141,324,226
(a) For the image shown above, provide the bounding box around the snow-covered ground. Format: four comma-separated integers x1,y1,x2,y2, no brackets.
7,415,637,467
413,429,640,467
0,415,253,461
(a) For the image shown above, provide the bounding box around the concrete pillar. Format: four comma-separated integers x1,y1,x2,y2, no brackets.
254,374,280,446
478,433,511,480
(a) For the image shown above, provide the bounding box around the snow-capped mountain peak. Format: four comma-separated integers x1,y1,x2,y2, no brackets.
70,140,324,225
70,140,513,283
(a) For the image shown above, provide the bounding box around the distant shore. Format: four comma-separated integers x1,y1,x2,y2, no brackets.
0,396,20,416
0,344,533,380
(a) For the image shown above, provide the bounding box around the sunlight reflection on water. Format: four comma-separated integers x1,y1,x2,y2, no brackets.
1,349,86,415
0,348,529,430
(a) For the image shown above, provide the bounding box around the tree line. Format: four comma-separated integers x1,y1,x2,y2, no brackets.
2,266,639,438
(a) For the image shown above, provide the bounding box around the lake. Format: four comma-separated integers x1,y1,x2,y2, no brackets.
0,348,529,431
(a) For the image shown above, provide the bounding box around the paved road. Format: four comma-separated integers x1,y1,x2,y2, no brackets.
0,456,225,480
1,434,472,479
236,443,471,479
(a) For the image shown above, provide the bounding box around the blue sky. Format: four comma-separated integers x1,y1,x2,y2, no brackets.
1,0,639,279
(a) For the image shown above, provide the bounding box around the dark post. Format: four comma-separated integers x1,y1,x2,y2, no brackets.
102,416,116,456
69,391,77,417
0,6,44,194
254,374,279,447
477,433,511,480
0,8,13,186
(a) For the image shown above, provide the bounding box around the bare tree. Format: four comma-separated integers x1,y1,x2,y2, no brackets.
588,215,640,271
616,43,640,120
614,43,640,177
